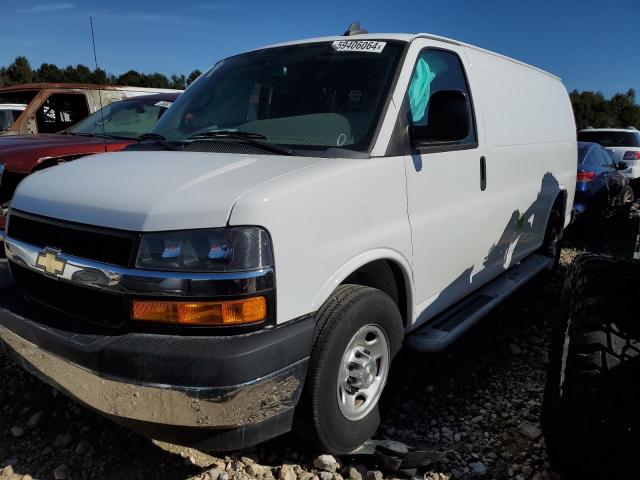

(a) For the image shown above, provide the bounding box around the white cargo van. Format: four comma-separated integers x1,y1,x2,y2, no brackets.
0,28,576,453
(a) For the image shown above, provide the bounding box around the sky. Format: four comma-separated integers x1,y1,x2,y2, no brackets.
1,0,638,98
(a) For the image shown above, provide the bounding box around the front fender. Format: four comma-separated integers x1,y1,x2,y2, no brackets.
228,156,413,325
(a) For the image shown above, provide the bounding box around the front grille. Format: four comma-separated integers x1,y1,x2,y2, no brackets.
10,263,128,328
8,211,137,267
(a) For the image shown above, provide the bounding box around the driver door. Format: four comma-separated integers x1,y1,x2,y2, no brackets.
402,46,501,322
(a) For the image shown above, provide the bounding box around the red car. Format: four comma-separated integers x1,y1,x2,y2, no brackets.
0,92,179,229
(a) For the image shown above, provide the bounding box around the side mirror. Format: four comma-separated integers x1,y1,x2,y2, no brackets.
616,161,629,171
409,90,471,146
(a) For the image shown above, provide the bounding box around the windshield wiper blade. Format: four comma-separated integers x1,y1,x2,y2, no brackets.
189,130,268,140
188,130,293,156
138,133,179,151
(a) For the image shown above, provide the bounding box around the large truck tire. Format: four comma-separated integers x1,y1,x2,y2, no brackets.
542,254,640,474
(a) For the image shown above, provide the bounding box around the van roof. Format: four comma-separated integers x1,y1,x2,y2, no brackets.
259,32,561,82
0,83,181,93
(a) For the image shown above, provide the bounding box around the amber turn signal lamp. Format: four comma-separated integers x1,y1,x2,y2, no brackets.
131,297,267,325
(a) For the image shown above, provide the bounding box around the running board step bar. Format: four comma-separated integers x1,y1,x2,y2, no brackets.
406,254,554,353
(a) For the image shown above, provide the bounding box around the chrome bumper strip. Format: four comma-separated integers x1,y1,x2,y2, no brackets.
4,237,274,297
0,324,306,427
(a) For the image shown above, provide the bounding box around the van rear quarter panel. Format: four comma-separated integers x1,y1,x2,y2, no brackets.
464,46,577,248
228,156,413,325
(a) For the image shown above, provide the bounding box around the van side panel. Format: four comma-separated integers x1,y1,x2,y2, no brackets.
463,47,576,267
464,48,576,147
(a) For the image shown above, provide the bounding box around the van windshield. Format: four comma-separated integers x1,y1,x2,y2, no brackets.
151,41,405,155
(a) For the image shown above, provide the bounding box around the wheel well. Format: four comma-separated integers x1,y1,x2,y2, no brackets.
552,190,568,218
341,259,409,327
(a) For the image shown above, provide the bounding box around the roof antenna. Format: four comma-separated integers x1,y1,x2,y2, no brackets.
343,21,368,36
89,16,107,146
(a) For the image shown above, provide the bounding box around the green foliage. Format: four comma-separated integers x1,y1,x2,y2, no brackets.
570,89,640,129
0,56,200,90
2,56,638,129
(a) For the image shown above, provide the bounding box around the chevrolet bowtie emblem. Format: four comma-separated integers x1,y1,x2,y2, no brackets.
35,249,66,276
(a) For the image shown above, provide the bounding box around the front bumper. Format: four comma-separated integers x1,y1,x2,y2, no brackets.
0,286,314,449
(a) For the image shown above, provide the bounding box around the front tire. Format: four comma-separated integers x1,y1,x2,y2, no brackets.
294,285,403,453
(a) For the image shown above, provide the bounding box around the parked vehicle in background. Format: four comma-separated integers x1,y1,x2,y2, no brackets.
573,141,634,222
0,29,576,454
0,104,26,131
0,83,181,136
0,92,179,229
578,127,640,183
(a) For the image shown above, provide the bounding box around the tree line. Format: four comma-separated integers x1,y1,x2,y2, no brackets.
1,56,639,129
570,89,639,130
0,56,201,91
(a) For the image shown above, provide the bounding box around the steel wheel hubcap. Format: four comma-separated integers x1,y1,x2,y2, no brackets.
337,324,390,421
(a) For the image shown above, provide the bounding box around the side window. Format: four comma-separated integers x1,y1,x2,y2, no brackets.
406,49,477,146
36,94,90,133
594,147,614,168
581,150,599,171
603,149,616,168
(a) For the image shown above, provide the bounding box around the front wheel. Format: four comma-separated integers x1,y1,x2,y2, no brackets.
293,285,403,453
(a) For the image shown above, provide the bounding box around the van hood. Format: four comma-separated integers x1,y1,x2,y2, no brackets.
10,151,323,231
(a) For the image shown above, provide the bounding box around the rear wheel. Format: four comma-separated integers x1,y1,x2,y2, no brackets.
294,284,403,453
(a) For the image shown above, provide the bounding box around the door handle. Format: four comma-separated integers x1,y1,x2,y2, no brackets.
480,156,487,191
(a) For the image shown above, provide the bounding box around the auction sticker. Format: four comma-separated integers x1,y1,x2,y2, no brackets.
331,40,386,53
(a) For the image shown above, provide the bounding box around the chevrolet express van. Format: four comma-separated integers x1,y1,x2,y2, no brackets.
0,29,576,453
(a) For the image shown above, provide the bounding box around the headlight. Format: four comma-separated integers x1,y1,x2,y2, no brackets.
135,226,273,272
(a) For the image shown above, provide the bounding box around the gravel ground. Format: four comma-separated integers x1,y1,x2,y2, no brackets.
0,217,634,480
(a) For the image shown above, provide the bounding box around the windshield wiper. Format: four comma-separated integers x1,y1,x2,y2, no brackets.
138,133,179,151
188,130,293,156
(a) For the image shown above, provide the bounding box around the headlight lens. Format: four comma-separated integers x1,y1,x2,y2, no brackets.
135,227,273,272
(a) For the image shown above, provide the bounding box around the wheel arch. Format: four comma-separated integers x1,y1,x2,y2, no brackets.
311,249,413,329
553,186,570,227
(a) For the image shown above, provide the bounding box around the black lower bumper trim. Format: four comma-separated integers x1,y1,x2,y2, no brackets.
0,287,315,388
